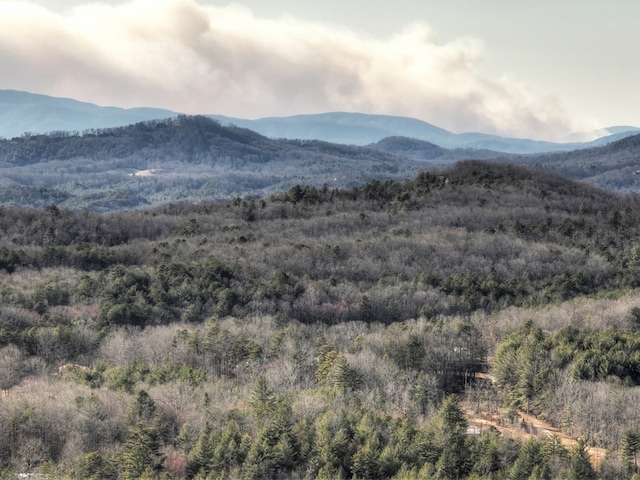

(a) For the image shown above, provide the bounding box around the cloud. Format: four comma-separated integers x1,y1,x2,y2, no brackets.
0,0,583,139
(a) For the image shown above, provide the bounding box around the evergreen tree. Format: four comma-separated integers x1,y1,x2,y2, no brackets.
566,438,596,480
249,375,276,418
126,389,158,426
75,451,115,480
312,409,355,479
471,426,502,477
187,421,214,478
430,396,471,479
509,438,547,480
623,429,640,475
120,389,165,479
212,419,245,474
414,372,436,416
120,423,163,480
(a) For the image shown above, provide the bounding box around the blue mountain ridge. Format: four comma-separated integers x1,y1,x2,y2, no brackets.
1,89,638,155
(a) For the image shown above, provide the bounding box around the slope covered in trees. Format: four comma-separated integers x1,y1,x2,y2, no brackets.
2,161,640,478
0,116,427,211
520,132,640,192
368,131,640,194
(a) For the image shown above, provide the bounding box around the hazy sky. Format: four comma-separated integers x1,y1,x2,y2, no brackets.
2,0,639,140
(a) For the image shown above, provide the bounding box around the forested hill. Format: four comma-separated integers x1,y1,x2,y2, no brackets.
519,132,640,192
0,115,291,165
0,115,431,211
368,131,640,193
3,161,640,477
368,135,510,162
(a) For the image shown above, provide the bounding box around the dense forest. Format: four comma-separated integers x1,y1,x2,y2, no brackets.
3,161,640,478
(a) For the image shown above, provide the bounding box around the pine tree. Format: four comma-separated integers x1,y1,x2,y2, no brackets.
332,355,361,394
509,438,547,480
471,426,501,477
120,389,164,479
430,396,471,479
623,429,640,475
187,421,214,478
249,375,276,418
414,372,435,416
126,389,158,426
212,419,245,474
120,423,163,480
567,438,596,480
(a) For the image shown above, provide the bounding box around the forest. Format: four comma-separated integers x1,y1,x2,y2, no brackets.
3,161,640,478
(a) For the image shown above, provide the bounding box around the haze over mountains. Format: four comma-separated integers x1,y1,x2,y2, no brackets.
2,89,639,155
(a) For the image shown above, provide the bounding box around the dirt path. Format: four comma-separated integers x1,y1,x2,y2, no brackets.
465,406,606,469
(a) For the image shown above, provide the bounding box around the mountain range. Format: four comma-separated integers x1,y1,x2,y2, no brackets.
2,89,639,155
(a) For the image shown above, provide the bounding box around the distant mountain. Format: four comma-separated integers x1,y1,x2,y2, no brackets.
211,112,640,154
2,113,640,211
2,90,640,155
562,125,640,143
0,90,178,139
368,136,510,162
210,112,454,148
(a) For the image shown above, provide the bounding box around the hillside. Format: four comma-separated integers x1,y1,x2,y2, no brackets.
369,132,640,194
0,115,428,211
518,132,640,192
2,162,640,477
368,135,510,162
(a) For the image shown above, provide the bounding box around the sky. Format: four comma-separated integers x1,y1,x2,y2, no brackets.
1,0,639,141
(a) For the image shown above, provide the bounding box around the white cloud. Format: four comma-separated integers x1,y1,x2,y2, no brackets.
0,0,585,139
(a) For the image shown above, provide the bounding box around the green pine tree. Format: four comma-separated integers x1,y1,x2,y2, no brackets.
623,429,640,475
187,421,214,478
567,438,596,480
509,438,547,480
249,375,276,418
120,423,163,480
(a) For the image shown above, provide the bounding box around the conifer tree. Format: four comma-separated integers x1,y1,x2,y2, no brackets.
187,421,214,478
566,438,596,480
623,429,640,475
120,423,163,480
509,438,547,480
249,375,276,418
430,395,471,479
